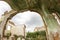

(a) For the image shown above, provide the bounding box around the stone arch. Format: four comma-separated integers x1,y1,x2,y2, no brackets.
0,0,60,40
2,9,48,40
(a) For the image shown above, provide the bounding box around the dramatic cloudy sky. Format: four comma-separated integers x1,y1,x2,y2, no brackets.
0,1,44,32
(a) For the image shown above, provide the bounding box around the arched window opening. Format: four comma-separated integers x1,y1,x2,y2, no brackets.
0,1,12,17
11,11,45,32
6,25,11,30
5,10,47,40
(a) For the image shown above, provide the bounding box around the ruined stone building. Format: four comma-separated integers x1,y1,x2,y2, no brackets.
4,20,26,40
34,26,46,32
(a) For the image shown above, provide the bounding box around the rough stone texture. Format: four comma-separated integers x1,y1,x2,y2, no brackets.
0,10,17,40
0,0,60,40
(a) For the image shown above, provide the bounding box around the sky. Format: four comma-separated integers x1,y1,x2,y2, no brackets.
0,1,44,32
11,11,44,32
0,1,12,18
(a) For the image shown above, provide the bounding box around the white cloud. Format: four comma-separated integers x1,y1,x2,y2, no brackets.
0,1,12,18
11,11,44,32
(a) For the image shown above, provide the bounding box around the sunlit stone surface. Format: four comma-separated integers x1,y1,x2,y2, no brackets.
0,0,60,40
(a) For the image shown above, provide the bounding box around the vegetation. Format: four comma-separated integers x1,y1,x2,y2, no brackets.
14,35,25,40
1,0,60,40
4,32,11,40
26,31,47,40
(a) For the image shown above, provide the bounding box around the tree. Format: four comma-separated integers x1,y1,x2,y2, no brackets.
26,31,47,40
